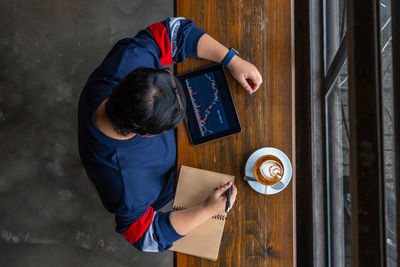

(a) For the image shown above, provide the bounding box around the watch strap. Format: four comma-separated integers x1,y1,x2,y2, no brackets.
221,48,239,68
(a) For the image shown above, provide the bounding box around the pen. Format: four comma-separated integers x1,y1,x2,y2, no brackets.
225,185,232,213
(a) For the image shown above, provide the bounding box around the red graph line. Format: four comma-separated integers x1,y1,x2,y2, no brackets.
186,74,219,136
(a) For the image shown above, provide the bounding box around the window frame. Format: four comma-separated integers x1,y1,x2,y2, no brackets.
347,0,386,264
294,0,400,266
391,0,400,262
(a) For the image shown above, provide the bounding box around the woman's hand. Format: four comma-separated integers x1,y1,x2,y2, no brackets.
228,56,263,94
203,181,238,216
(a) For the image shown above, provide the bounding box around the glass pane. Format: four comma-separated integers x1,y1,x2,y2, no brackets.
326,61,351,267
325,0,347,70
379,0,397,266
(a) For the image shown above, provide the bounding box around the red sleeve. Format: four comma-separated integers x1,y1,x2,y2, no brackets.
147,22,173,66
120,206,154,244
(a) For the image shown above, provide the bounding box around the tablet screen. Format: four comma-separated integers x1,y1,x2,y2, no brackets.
184,71,230,137
177,64,241,145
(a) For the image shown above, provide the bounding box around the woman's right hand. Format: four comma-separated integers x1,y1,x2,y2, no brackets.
203,181,237,216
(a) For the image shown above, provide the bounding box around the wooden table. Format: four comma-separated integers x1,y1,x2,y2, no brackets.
175,0,295,266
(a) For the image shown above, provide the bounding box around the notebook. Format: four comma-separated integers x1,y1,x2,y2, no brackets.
170,165,235,261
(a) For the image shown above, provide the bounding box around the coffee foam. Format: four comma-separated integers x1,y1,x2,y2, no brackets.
254,155,284,185
260,160,284,181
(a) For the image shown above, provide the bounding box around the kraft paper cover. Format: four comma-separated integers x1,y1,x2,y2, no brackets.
170,165,234,261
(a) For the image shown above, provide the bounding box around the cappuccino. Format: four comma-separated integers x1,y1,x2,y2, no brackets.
253,155,284,185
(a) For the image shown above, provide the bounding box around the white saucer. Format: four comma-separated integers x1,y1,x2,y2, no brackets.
244,147,292,195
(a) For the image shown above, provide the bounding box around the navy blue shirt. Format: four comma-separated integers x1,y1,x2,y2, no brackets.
78,17,205,252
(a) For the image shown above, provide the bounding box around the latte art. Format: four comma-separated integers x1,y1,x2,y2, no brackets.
260,160,284,181
253,155,285,185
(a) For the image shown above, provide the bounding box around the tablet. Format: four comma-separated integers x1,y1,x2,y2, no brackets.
177,64,241,145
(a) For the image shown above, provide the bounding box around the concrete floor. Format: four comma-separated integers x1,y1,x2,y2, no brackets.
0,0,174,266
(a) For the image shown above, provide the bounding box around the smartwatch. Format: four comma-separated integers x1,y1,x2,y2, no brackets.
221,48,239,68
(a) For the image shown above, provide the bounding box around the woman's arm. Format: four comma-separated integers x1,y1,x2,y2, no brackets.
170,181,237,235
197,34,263,94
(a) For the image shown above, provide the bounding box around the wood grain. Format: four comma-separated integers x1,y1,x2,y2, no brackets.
175,0,295,266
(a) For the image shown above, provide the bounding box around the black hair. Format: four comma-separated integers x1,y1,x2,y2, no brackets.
105,67,186,136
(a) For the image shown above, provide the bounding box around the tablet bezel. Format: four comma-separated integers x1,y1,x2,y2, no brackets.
177,64,241,145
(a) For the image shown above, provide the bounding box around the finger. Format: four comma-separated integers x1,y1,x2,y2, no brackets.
231,183,237,195
246,78,255,90
250,70,263,88
246,72,262,93
258,71,263,85
216,181,231,189
215,181,232,196
254,68,263,85
230,184,238,203
230,184,237,198
237,75,253,94
216,182,229,190
254,73,262,91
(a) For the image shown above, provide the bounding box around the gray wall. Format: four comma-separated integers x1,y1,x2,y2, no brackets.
0,0,173,266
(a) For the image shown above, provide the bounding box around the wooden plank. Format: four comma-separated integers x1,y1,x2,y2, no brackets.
264,0,295,265
175,0,295,266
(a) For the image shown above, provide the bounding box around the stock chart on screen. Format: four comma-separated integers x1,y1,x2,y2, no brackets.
185,72,230,137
